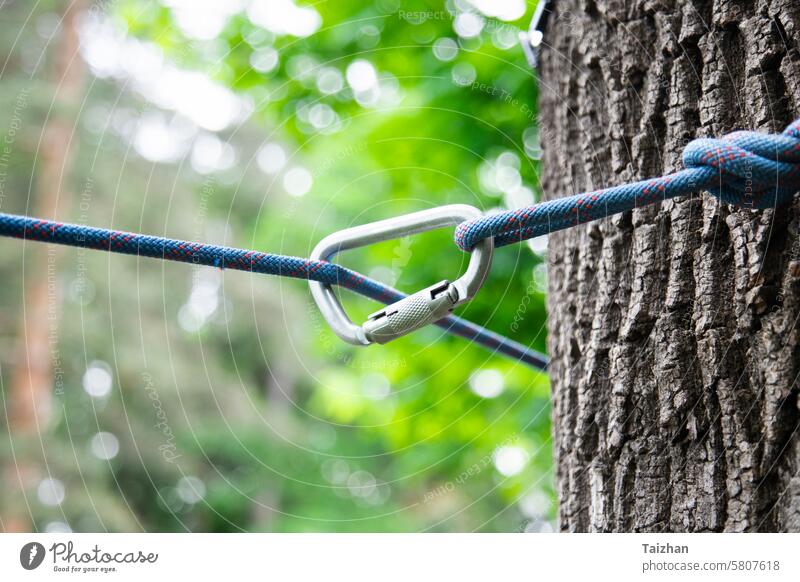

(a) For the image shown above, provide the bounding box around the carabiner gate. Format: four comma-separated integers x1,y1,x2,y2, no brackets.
309,205,494,345
519,0,552,68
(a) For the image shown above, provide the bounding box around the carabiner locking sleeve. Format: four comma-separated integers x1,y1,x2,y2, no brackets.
309,205,494,346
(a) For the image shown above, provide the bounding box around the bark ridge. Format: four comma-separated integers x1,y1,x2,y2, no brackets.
541,0,800,532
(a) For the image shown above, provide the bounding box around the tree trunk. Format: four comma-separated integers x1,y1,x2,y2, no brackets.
4,0,85,532
540,0,800,532
9,0,84,431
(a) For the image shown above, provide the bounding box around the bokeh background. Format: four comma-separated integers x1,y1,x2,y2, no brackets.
0,0,552,532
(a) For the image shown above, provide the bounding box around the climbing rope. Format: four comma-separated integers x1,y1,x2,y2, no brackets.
455,119,800,251
0,119,798,370
0,213,549,369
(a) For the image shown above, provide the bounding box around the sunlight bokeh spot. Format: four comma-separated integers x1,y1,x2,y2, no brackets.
454,12,484,38
176,476,207,504
247,0,322,38
468,369,505,398
316,67,345,94
90,432,120,461
523,127,543,160
283,166,313,197
467,0,526,21
451,62,476,86
361,373,391,401
37,478,66,506
257,143,287,174
346,59,378,93
191,133,236,174
433,37,459,62
527,235,549,256
162,0,246,41
82,362,113,398
250,46,280,73
492,445,529,477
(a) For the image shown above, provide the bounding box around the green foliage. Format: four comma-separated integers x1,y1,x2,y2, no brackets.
0,0,553,532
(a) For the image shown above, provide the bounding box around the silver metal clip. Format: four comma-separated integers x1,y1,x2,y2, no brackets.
309,205,494,346
362,280,457,344
519,0,553,68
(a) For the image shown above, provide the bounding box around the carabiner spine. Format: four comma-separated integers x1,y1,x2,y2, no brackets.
309,205,494,346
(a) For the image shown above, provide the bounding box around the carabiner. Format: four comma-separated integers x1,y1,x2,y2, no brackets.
519,0,553,68
309,205,494,345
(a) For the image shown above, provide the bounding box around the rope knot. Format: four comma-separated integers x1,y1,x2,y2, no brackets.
454,118,800,253
681,119,800,208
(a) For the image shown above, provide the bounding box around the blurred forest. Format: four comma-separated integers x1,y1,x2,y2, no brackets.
0,0,553,532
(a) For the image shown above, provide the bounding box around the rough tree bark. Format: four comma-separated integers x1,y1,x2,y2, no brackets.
540,0,800,531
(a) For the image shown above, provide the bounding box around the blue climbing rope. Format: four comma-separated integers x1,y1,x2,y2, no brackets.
0,118,798,370
455,119,800,251
0,213,549,369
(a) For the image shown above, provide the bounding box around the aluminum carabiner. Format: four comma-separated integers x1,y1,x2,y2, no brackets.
519,0,553,68
309,204,494,345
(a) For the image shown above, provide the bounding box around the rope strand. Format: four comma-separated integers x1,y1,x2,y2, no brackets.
454,118,800,251
0,213,549,370
2,119,798,370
